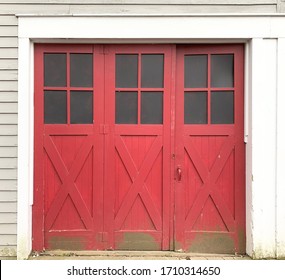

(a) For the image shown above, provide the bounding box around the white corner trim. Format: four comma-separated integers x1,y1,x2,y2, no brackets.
17,38,34,260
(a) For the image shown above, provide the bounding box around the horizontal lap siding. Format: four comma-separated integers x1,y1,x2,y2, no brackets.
0,0,281,257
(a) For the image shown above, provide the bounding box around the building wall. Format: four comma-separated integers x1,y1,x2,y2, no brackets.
1,0,285,257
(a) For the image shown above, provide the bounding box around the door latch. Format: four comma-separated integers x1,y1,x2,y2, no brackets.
176,166,182,182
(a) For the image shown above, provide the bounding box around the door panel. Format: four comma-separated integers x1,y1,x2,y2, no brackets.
175,45,245,254
104,45,172,250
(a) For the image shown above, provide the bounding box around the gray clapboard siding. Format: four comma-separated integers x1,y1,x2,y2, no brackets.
0,0,278,4
0,191,17,202
0,114,17,124
0,70,17,81
0,15,17,25
0,125,17,136
0,48,17,59
0,3,278,15
0,103,17,113
0,27,17,37
0,81,17,91
0,147,17,157
0,235,16,245
0,203,17,213
0,213,16,223
0,169,17,179
0,245,16,256
0,224,16,233
0,158,17,168
0,38,18,48
0,60,18,70
0,93,18,102
0,180,17,191
0,136,17,146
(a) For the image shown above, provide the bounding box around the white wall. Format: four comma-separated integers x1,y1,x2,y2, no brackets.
17,15,285,259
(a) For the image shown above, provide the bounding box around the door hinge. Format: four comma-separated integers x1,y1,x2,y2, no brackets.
100,124,109,135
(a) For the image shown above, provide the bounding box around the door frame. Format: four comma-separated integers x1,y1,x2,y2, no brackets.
17,15,285,259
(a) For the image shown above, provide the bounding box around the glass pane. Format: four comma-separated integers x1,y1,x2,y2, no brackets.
141,54,164,88
70,54,93,87
116,91,138,124
141,92,163,124
184,55,207,88
116,55,138,88
44,53,66,87
44,90,67,124
184,91,207,124
211,91,234,124
211,54,234,88
70,91,93,124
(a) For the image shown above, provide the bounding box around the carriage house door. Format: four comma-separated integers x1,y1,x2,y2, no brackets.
33,44,245,253
175,45,245,253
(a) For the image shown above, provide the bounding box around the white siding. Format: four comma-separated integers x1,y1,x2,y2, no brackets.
0,0,284,257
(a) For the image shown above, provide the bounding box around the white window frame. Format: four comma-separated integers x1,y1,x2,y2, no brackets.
17,14,285,259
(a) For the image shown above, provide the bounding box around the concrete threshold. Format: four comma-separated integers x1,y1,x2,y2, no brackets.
28,250,251,260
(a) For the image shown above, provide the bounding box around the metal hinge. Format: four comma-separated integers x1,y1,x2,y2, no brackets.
100,124,109,135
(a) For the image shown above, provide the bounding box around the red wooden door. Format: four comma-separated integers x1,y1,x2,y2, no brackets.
33,45,105,250
175,45,245,254
104,45,172,250
33,43,245,253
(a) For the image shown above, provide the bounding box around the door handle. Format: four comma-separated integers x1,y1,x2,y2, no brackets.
176,167,182,182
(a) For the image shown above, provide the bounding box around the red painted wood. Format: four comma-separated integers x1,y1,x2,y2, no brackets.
34,43,244,253
104,45,172,250
175,44,245,253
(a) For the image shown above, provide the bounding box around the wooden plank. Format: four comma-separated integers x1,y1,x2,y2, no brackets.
0,114,18,124
0,147,17,157
0,234,16,245
0,81,17,91
0,191,17,202
0,158,17,168
0,125,17,135
0,26,17,37
0,48,17,59
0,38,18,48
0,59,17,70
0,4,277,14
0,169,17,179
0,92,18,102
0,223,16,233
0,70,17,81
0,15,17,25
0,245,17,256
0,103,17,113
0,180,17,191
0,213,16,223
0,136,17,146
0,0,278,4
